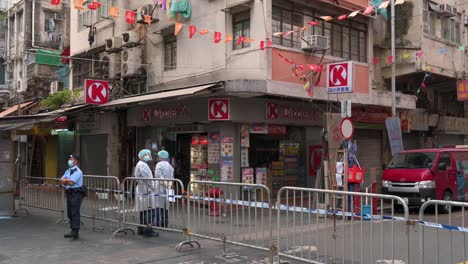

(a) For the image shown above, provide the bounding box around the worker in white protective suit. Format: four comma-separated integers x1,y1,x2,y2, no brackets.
154,150,174,228
134,149,159,237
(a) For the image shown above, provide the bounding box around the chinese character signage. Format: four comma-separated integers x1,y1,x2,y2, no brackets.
457,80,468,101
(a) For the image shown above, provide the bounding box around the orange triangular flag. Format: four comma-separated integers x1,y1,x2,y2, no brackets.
174,23,184,36
73,0,84,10
244,38,254,43
320,16,333,21
144,15,152,25
199,29,209,35
225,34,233,43
301,26,308,32
395,0,405,5
109,6,119,18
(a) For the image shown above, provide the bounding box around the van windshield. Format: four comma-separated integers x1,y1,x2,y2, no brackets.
388,152,437,169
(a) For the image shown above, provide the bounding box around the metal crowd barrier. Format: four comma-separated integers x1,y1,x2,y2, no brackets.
12,176,67,223
276,187,411,264
419,200,468,264
120,177,187,235
177,181,273,256
81,175,124,231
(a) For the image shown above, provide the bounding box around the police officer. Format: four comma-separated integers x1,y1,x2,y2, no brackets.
60,154,84,240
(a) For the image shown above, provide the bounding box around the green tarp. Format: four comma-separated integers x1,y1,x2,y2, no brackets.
35,49,62,67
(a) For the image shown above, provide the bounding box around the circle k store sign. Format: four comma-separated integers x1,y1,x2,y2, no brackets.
266,102,320,121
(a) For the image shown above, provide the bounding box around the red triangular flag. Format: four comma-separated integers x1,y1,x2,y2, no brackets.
421,82,426,88
189,26,197,39
308,21,320,26
267,40,273,47
338,14,348,20
51,0,61,5
260,41,265,51
236,36,245,45
416,51,423,58
373,57,379,65
125,10,136,24
307,64,319,71
387,55,393,64
363,6,375,15
214,32,222,43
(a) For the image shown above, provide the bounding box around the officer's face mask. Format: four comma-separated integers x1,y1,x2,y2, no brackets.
143,155,152,162
68,160,74,168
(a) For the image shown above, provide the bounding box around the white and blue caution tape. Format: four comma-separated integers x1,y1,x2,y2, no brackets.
418,221,468,233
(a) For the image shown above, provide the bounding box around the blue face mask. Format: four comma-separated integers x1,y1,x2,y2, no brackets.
144,155,151,162
68,160,74,168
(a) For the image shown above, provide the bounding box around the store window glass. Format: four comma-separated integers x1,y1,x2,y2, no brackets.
246,126,306,197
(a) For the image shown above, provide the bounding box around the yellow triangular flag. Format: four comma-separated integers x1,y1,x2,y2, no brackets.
395,0,405,5
109,6,119,18
379,1,390,9
273,32,284,37
320,16,333,21
402,53,410,59
225,34,233,43
174,23,184,36
348,10,360,18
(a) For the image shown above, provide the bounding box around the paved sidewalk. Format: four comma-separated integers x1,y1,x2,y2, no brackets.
0,208,296,264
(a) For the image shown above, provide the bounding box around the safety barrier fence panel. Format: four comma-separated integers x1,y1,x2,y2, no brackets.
276,187,411,264
81,175,122,226
419,200,468,264
177,180,273,255
13,176,66,223
120,177,187,234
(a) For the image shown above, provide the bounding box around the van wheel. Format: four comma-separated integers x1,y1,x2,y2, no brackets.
439,192,453,214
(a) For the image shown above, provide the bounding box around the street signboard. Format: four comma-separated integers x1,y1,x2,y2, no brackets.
208,98,230,120
85,79,109,105
457,80,468,101
340,117,354,140
327,61,354,94
386,117,404,155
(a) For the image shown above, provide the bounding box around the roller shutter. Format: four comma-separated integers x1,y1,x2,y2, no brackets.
403,133,421,150
80,135,108,175
438,135,463,148
0,132,13,215
353,129,382,187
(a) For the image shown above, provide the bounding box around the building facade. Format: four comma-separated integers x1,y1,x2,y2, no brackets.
65,0,416,192
374,0,468,154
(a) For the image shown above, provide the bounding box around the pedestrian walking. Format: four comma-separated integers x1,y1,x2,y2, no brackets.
60,154,84,240
154,150,174,228
134,149,159,237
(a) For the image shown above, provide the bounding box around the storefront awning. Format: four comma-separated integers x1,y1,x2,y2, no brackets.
0,101,37,118
99,84,217,108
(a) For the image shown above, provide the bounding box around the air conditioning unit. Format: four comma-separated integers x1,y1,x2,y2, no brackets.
122,30,140,47
54,13,64,20
50,81,63,94
464,17,468,26
438,4,455,17
121,47,142,77
101,53,121,79
105,36,123,53
301,35,329,51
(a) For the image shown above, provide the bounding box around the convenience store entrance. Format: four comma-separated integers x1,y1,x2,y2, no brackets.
175,134,192,188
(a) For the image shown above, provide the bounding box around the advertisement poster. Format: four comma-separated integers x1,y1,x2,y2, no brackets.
221,136,234,158
242,168,254,184
250,123,268,134
241,148,249,167
256,168,267,185
268,124,287,135
241,124,250,148
221,160,233,182
208,144,220,164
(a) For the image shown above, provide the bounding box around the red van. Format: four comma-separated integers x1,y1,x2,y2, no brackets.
382,147,468,212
